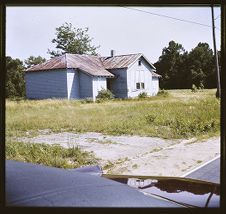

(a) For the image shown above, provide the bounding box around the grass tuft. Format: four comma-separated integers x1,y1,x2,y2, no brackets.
6,141,98,169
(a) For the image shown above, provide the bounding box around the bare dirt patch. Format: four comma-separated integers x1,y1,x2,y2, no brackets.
15,131,220,176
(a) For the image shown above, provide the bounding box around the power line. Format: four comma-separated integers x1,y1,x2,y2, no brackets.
122,6,220,30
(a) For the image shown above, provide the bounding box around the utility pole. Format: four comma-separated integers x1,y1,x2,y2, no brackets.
211,2,221,98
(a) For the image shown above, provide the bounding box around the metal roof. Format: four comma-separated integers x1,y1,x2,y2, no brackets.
66,54,114,77
26,53,160,77
26,55,67,71
100,53,143,69
26,54,114,77
100,53,157,71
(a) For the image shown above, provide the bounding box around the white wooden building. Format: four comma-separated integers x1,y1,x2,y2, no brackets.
25,52,161,100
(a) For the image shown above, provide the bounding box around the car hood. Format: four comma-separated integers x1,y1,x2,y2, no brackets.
72,163,220,207
102,174,220,208
6,161,220,207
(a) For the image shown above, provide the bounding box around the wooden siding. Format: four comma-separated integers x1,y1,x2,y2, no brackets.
127,57,158,97
25,69,67,99
79,71,93,99
67,69,80,99
107,68,128,98
25,56,159,100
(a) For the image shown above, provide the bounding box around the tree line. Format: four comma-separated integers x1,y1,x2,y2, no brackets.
154,40,220,90
6,22,220,98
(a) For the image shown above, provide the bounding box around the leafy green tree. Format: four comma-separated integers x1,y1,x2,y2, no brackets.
206,50,221,89
187,43,215,88
6,56,25,98
154,41,216,89
48,22,100,57
24,56,46,68
154,40,187,89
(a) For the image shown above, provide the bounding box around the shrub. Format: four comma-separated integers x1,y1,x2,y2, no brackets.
146,114,156,123
96,88,114,100
138,92,148,99
81,98,94,104
10,97,25,102
198,82,204,90
157,89,169,97
191,84,198,92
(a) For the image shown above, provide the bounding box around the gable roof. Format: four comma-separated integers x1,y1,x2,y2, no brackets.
100,53,142,69
26,54,114,77
26,53,160,77
26,54,66,71
100,53,156,71
101,53,160,77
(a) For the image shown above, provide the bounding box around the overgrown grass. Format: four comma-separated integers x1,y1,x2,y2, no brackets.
6,89,220,139
145,98,219,138
6,141,98,168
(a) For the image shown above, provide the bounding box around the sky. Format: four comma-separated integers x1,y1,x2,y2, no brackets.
6,6,221,63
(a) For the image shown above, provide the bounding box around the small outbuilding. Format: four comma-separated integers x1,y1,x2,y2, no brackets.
25,51,161,100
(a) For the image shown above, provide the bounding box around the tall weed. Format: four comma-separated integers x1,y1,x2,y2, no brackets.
6,141,98,168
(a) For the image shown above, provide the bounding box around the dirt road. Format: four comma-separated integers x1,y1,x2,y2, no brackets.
16,131,220,176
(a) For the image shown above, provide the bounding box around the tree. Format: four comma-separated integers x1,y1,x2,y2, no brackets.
6,56,25,98
48,22,100,57
154,41,216,89
187,43,215,88
154,41,187,89
24,56,46,68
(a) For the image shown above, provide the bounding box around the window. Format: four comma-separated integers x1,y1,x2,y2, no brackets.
136,82,145,90
138,60,141,66
141,82,145,89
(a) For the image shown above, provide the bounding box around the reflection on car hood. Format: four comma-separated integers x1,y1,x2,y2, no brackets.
103,174,220,208
69,164,220,207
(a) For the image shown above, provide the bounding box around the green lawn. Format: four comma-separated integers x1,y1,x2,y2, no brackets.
6,89,220,139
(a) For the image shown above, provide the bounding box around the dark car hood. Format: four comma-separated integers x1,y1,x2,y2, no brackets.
6,160,182,207
6,160,219,207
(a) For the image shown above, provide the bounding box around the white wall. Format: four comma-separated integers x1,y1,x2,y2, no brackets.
93,77,107,100
127,57,159,97
67,69,80,99
151,77,159,95
25,69,68,99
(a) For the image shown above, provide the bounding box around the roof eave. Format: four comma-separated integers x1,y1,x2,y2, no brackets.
127,54,156,70
25,67,67,73
152,73,162,78
78,68,114,78
106,67,128,70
